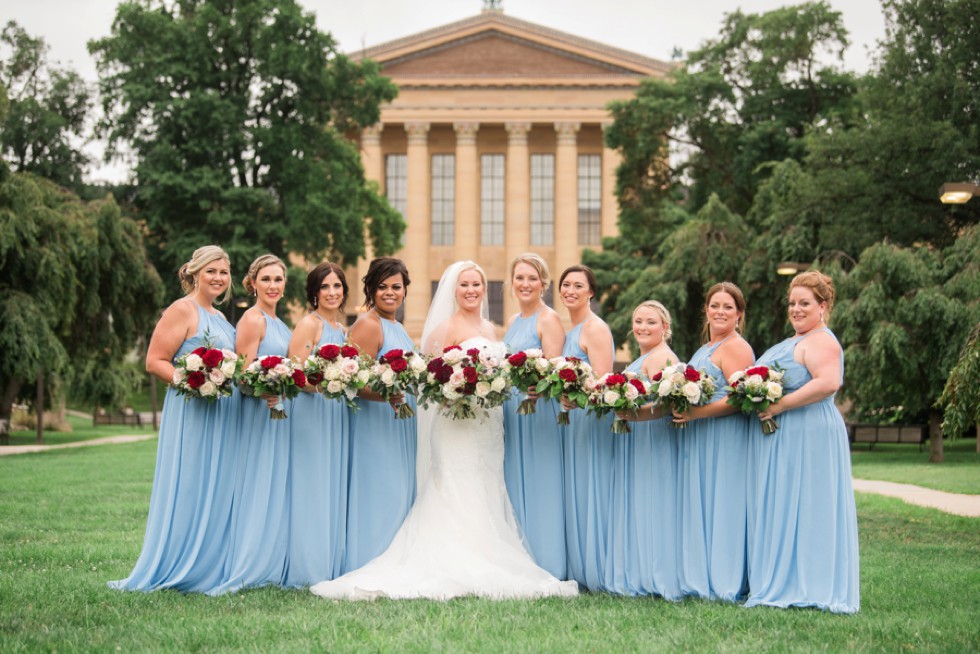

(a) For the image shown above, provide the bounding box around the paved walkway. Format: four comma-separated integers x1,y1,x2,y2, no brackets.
1,436,977,517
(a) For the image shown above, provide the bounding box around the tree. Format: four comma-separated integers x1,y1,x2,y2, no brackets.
0,21,91,192
89,0,403,298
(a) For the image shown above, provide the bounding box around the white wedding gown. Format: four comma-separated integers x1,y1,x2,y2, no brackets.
310,339,578,600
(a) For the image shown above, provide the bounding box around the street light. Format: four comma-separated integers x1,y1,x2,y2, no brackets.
776,261,807,276
939,182,980,204
777,251,857,276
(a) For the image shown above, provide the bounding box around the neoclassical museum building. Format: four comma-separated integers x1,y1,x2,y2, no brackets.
348,7,672,338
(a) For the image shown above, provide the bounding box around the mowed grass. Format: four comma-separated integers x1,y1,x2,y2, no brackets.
3,413,157,447
850,439,980,494
1,441,978,653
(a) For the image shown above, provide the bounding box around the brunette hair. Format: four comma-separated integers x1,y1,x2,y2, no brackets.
178,245,233,304
509,252,552,293
632,300,673,343
558,264,598,298
790,270,836,316
242,254,286,296
362,257,411,310
306,262,348,313
700,281,746,343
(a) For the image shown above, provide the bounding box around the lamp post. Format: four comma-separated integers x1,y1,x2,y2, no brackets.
777,251,857,276
939,182,980,204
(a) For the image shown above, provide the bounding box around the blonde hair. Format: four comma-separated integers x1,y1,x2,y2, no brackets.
700,281,746,343
456,261,487,289
178,245,232,304
632,300,673,343
790,270,835,316
243,254,286,295
508,252,552,294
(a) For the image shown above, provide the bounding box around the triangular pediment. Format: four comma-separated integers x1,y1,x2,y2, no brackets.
352,10,673,80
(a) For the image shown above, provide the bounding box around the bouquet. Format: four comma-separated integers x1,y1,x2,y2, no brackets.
172,345,243,401
724,364,785,435
537,356,594,425
588,372,650,434
505,348,553,415
369,348,427,419
649,361,716,429
304,343,371,409
419,344,511,420
238,355,306,419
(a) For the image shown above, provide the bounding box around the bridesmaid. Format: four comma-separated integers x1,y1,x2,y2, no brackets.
283,262,351,587
343,257,418,573
109,245,240,593
609,301,682,599
502,253,566,580
746,271,859,613
557,265,615,590
672,282,754,601
212,254,292,594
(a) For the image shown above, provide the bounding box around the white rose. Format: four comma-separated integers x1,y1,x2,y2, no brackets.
657,382,673,397
602,389,621,405
324,367,341,381
200,381,217,397
746,374,764,387
410,355,427,372
220,360,237,377
765,381,783,401
380,369,396,386
769,369,784,382
475,381,492,398
525,348,543,359
583,377,597,392
442,385,461,400
172,369,186,384
274,364,291,376
682,382,701,404
491,376,507,393
449,370,466,387
341,359,360,375
670,372,686,387
184,354,203,371
356,370,371,384
534,357,552,373
728,370,746,385
443,349,464,364
326,380,343,394
209,368,226,384
624,384,639,401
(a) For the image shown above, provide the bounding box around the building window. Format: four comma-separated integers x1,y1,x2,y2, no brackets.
487,281,504,325
578,154,601,246
530,154,554,246
385,154,407,244
481,154,505,246
431,154,455,245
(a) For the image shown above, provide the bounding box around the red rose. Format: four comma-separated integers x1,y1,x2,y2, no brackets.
384,349,404,360
651,371,663,382
427,357,444,372
746,366,769,378
319,344,341,360
606,374,627,387
629,379,646,394
684,366,701,382
202,349,224,368
390,358,408,373
508,352,528,366
307,372,324,386
565,356,581,364
467,348,481,360
340,345,359,359
443,345,461,352
192,346,207,357
559,368,578,383
463,384,476,395
260,356,283,369
463,366,478,384
435,365,453,383
292,369,307,387
186,371,206,388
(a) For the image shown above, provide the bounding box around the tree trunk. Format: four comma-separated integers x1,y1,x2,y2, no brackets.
928,409,943,463
1,379,22,446
35,369,44,445
150,374,159,430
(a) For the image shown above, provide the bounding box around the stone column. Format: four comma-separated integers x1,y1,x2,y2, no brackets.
503,121,531,319
404,122,431,339
356,124,384,312
600,123,621,240
553,121,581,281
454,122,480,263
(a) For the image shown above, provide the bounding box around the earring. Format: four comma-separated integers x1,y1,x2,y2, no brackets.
252,289,257,297
313,297,318,308
820,310,825,322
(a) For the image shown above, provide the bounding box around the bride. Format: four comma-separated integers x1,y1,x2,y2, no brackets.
310,261,578,600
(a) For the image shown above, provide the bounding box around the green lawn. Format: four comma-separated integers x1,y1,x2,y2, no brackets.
850,439,980,494
2,413,157,447
1,441,977,652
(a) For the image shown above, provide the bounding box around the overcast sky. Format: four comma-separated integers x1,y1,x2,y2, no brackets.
5,0,889,182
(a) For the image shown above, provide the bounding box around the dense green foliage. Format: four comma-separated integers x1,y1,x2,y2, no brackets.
0,441,977,652
90,0,403,299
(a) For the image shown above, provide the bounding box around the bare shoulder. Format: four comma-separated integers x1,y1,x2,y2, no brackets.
722,335,754,359
583,315,613,340
349,311,383,354
538,307,564,331
480,319,499,340
237,306,265,330
504,311,520,331
800,330,842,357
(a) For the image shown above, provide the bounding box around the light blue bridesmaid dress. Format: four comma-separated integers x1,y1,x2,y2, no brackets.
209,311,292,595
745,328,859,613
604,353,682,599
562,317,615,591
676,335,752,601
503,309,566,579
282,316,349,587
109,303,240,592
343,317,417,573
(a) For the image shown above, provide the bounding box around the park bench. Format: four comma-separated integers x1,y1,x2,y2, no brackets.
847,422,927,451
93,413,143,427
